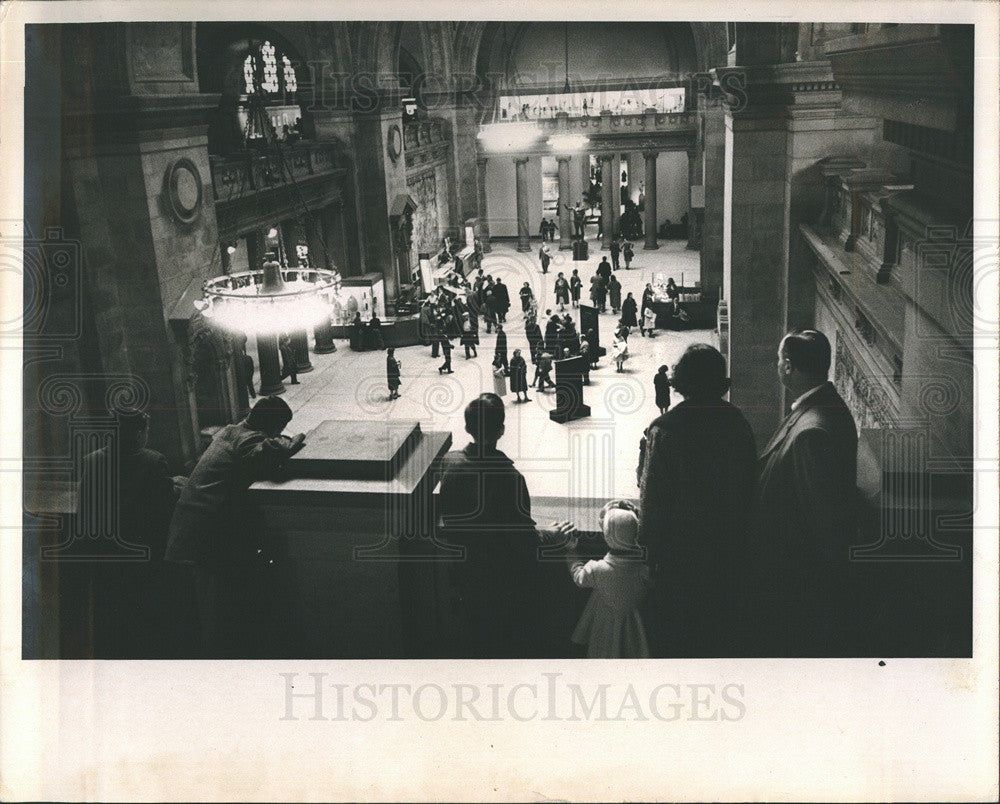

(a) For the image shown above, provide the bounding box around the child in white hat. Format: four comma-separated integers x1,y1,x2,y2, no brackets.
564,500,651,658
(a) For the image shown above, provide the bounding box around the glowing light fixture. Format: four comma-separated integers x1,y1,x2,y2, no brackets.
547,132,590,152
477,121,542,152
195,255,340,335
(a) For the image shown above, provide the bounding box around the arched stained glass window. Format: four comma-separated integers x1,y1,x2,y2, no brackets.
242,40,297,97
283,55,297,94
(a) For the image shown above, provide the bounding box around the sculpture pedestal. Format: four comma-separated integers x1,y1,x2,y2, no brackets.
247,420,452,658
549,356,591,424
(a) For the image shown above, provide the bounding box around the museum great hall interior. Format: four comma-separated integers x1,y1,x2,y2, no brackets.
21,21,976,659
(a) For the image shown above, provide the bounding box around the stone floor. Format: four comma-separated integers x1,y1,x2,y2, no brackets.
252,237,713,514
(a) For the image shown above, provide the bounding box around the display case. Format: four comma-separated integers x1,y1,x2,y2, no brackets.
334,273,386,325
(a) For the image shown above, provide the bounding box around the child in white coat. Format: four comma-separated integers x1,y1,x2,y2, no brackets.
565,501,651,658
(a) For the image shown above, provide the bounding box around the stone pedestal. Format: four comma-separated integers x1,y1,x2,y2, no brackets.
247,420,452,658
256,333,285,395
290,330,314,372
549,356,591,423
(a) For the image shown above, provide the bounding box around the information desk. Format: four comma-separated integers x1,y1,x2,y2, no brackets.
648,288,719,330
333,314,422,350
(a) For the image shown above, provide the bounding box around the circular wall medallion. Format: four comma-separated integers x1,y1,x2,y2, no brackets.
166,158,203,224
387,124,402,163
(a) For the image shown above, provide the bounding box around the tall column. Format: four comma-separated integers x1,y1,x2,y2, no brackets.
257,333,285,396
626,152,639,203
475,156,492,252
282,219,313,373
246,228,266,272
686,148,701,250
611,152,622,239
701,104,726,300
643,150,659,250
600,153,615,250
556,155,573,249
321,202,349,276
305,215,336,354
514,156,531,252
725,113,788,443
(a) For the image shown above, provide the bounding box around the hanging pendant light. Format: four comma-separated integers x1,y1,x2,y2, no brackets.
545,23,588,153
477,21,541,152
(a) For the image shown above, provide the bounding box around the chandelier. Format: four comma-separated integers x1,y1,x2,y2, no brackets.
196,255,340,335
477,22,541,152
545,24,588,152
478,120,542,151
195,44,341,338
547,132,589,152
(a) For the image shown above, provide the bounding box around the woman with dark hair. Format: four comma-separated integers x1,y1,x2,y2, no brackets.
637,344,757,658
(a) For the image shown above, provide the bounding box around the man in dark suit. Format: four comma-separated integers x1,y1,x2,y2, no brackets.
637,344,757,657
493,279,510,323
754,329,859,656
609,237,621,271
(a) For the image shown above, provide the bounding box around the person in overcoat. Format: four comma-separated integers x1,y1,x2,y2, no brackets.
608,275,622,313
570,270,582,307
386,348,402,398
753,330,859,656
621,292,638,328
509,349,530,402
638,344,756,658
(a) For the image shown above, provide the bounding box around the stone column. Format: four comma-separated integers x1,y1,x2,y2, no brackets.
643,150,659,250
725,113,788,443
687,148,701,250
246,228,266,272
305,215,336,354
557,155,573,249
282,219,313,373
611,152,622,239
514,156,531,252
321,202,349,276
600,153,615,250
701,103,726,301
257,333,285,395
475,156,492,252
626,152,639,203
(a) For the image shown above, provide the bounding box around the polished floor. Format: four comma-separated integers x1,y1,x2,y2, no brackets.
257,237,712,508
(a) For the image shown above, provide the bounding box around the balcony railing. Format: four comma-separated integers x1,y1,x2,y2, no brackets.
209,142,343,203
